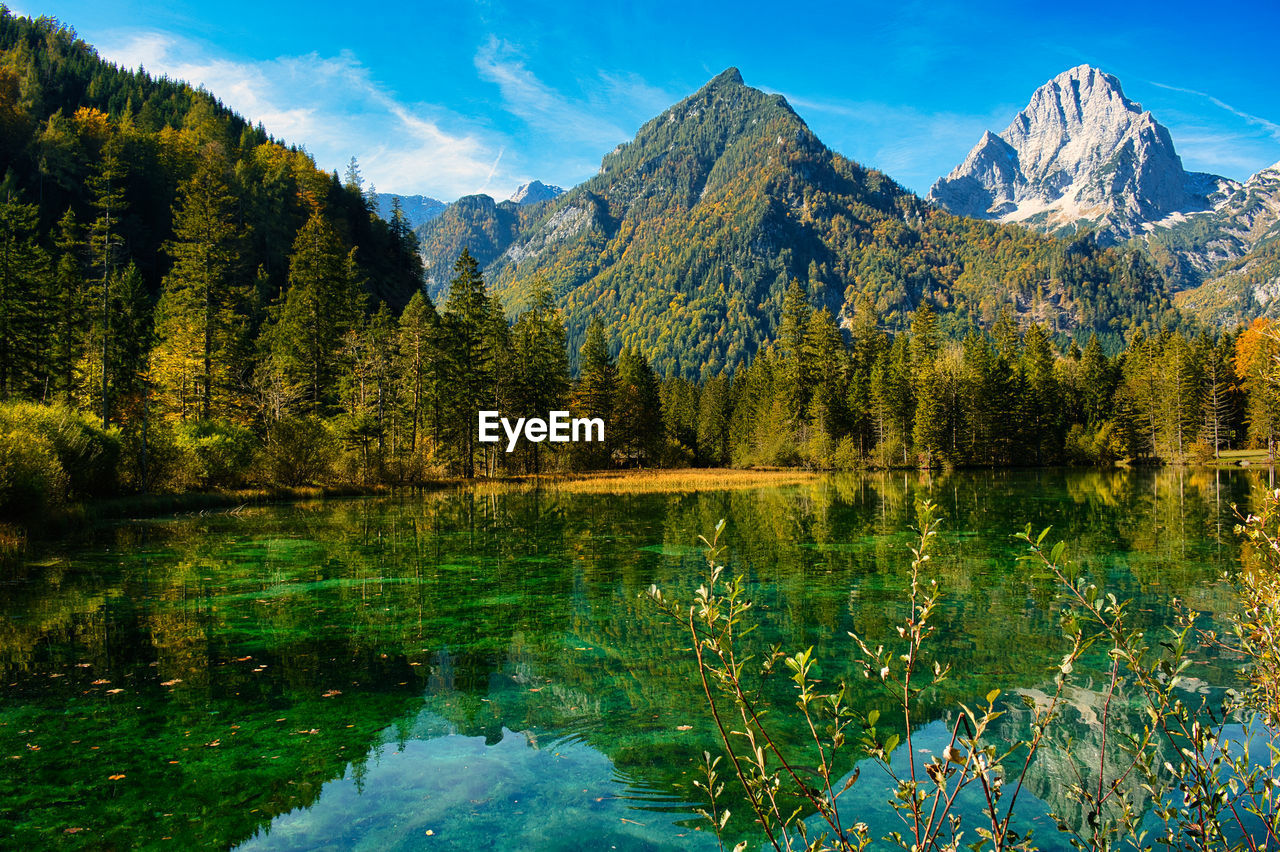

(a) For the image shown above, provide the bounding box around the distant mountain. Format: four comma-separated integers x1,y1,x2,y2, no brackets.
509,180,565,205
1153,161,1280,322
929,65,1234,245
372,193,447,231
416,195,523,296
476,68,1174,375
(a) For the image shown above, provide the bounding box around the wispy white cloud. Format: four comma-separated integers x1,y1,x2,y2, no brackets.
95,31,521,199
474,37,631,149
1151,80,1280,141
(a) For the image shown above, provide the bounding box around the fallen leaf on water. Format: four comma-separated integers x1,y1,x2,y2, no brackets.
92,679,110,685
161,679,182,687
64,827,84,833
676,725,693,731
108,774,125,781
321,689,341,698
106,688,124,694
425,829,435,836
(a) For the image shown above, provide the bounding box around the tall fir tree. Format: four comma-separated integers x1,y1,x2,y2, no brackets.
151,150,245,421
268,209,362,415
440,249,499,478
0,196,50,398
573,318,616,468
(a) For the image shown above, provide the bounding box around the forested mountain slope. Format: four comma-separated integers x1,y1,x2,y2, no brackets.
479,69,1175,376
0,10,423,309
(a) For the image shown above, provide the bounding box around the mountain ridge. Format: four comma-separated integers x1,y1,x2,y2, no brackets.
461,67,1176,375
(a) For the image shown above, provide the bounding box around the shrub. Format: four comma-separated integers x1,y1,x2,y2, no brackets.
253,416,337,486
649,505,1280,851
0,427,68,515
171,420,255,489
0,402,120,498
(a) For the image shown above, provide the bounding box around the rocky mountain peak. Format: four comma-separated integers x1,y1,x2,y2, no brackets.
707,66,745,88
509,180,565,205
929,65,1223,243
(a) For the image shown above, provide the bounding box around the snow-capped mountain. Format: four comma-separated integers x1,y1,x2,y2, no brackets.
929,65,1234,244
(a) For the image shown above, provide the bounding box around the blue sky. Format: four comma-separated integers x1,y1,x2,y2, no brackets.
13,0,1280,200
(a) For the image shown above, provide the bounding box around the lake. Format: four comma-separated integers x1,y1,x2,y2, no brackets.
0,468,1261,850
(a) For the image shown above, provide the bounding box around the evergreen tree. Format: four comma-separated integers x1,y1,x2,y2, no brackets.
507,277,571,473
1020,324,1061,465
573,318,616,468
440,248,499,477
269,209,362,415
1079,334,1114,425
397,290,441,462
48,208,87,402
0,196,50,398
151,150,244,420
804,307,847,458
1199,333,1234,459
86,148,127,425
697,370,732,466
614,348,663,466
870,336,913,466
777,279,813,420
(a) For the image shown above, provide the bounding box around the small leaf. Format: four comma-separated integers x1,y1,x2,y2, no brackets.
986,689,1001,705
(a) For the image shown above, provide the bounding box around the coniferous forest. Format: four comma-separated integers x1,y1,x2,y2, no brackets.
0,11,1277,519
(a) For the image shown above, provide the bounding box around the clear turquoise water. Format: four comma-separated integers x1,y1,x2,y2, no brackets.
0,468,1259,850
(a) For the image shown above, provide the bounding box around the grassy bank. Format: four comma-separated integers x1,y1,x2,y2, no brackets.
474,468,819,494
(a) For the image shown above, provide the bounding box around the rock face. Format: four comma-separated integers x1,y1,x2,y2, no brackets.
509,180,565,206
929,65,1231,243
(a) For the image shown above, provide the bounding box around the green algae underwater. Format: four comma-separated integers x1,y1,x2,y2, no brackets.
0,468,1261,850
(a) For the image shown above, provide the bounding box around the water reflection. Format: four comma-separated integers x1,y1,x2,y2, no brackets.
0,468,1261,849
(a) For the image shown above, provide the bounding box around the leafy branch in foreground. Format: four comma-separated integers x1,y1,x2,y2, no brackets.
647,503,1073,851
649,495,1280,851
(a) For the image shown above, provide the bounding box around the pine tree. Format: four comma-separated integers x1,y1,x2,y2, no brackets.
1160,333,1202,461
1020,324,1061,465
614,348,662,466
440,249,499,477
804,307,847,452
86,148,127,426
507,277,570,473
1199,334,1233,459
48,209,88,402
0,196,50,398
870,336,914,466
151,151,244,420
777,279,813,420
269,209,362,415
846,296,885,460
697,370,732,466
573,318,616,468
1079,334,1114,425
397,290,441,460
